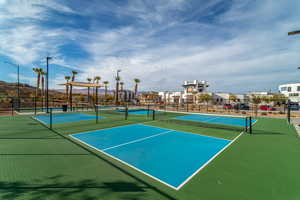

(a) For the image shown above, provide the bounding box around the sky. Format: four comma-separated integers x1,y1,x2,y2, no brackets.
0,0,300,93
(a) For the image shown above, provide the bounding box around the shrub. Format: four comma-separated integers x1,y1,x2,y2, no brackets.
261,112,267,116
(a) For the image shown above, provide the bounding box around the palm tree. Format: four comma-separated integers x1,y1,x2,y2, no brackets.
33,67,42,99
229,94,237,104
87,78,92,104
250,95,262,116
133,78,140,99
69,71,78,108
103,81,109,100
94,76,101,105
198,93,212,111
115,76,121,105
64,76,71,102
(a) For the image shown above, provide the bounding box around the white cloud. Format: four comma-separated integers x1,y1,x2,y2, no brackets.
1,0,300,93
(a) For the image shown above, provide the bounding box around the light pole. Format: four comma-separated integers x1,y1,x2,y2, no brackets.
289,31,300,71
46,56,52,113
4,61,20,109
288,30,300,36
115,69,121,105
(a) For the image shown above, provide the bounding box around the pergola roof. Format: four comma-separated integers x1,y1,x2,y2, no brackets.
59,81,102,88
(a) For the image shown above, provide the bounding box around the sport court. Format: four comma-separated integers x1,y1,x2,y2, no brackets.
34,113,101,124
70,124,232,189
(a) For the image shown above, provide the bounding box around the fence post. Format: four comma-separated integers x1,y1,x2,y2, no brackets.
34,97,37,115
50,108,53,129
152,109,155,120
249,116,252,134
287,100,291,124
96,105,99,124
125,105,128,120
245,117,248,133
11,99,14,116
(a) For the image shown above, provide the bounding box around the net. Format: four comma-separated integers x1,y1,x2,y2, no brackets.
153,112,251,133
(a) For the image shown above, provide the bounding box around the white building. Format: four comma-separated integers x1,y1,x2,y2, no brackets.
212,93,249,104
158,80,209,104
279,83,300,103
182,80,209,94
158,91,183,104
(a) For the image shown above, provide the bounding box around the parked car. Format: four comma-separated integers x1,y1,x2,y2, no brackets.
223,104,233,109
234,103,250,110
289,102,299,111
259,105,276,111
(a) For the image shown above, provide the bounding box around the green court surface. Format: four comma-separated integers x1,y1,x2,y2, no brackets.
0,113,299,200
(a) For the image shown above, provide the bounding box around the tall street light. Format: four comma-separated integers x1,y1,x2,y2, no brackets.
115,69,121,105
46,56,52,113
288,30,300,36
288,30,300,71
4,61,20,109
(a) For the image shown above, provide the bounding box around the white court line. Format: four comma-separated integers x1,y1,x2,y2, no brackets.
176,130,245,190
69,123,242,190
69,134,179,190
31,116,49,126
102,130,173,151
70,123,143,136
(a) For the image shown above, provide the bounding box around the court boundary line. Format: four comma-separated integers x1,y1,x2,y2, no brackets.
69,124,236,190
70,123,169,137
102,130,173,151
32,113,102,125
176,130,245,189
31,116,49,127
142,123,231,142
69,134,179,190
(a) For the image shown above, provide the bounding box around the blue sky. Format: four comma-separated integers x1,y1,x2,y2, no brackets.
0,0,300,93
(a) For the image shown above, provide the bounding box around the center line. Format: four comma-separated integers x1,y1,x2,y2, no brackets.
102,130,173,151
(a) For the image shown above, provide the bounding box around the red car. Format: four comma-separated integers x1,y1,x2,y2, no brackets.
259,105,276,111
223,104,233,109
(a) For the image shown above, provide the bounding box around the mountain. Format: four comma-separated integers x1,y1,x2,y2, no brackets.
0,80,64,98
55,88,115,95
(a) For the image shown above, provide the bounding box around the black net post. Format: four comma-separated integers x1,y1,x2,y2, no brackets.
249,116,252,134
49,108,53,130
147,104,150,117
245,117,248,133
96,105,99,124
152,109,155,120
186,102,189,112
125,105,128,120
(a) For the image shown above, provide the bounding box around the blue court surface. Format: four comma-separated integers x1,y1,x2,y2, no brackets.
34,113,101,124
175,114,257,127
70,124,232,189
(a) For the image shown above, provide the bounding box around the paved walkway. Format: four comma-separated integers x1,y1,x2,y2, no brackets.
291,118,300,137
